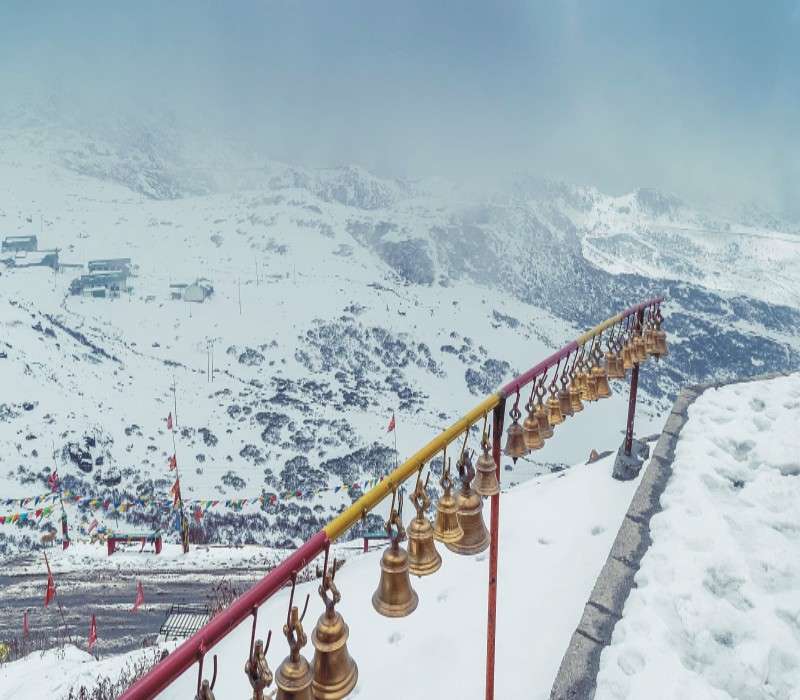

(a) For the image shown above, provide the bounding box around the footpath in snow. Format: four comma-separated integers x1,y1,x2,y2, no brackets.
596,373,800,699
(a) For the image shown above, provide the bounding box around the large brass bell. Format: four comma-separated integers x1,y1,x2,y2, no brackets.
522,400,544,450
311,559,358,699
245,635,273,700
579,359,597,402
546,385,565,425
503,404,529,462
433,456,463,544
591,344,611,399
534,382,554,439
406,471,442,576
446,449,489,555
644,325,656,355
372,493,418,617
276,590,314,700
472,436,500,497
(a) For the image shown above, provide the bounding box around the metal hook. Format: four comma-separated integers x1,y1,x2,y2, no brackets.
196,646,218,697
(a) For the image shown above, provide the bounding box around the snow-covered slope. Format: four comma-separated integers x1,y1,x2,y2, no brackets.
596,373,800,699
0,114,798,554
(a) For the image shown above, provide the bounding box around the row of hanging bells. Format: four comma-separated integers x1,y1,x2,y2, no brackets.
503,305,668,462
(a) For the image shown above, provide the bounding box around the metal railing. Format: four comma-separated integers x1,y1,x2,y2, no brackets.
121,296,664,699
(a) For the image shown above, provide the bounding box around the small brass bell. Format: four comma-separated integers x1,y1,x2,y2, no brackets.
593,365,611,399
622,342,634,370
568,373,584,413
276,596,314,700
653,328,668,357
633,335,647,363
546,386,565,426
579,367,597,402
522,401,544,450
558,372,574,417
406,471,442,576
472,437,500,497
372,494,418,617
311,561,358,699
446,450,489,555
246,636,273,700
644,326,656,355
504,405,529,462
433,457,463,544
534,383,554,439
605,351,623,379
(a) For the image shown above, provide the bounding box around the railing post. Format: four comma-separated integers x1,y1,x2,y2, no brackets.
624,309,645,456
486,399,506,700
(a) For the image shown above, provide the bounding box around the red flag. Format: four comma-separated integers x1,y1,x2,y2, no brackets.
23,610,29,638
170,479,181,506
87,518,98,533
44,554,56,607
387,413,396,433
88,614,97,651
168,454,177,470
132,581,144,612
193,505,203,523
47,471,59,492
166,412,173,431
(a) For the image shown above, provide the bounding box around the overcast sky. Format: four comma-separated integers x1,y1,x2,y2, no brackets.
1,1,798,214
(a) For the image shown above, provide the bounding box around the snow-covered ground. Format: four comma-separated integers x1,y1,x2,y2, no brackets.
0,451,643,699
596,373,800,699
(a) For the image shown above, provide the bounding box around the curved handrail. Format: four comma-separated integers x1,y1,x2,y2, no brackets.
121,295,663,699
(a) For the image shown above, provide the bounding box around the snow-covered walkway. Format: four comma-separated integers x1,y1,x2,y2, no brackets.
596,373,800,699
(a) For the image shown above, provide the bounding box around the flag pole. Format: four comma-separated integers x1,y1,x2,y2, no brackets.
168,397,188,554
44,551,73,644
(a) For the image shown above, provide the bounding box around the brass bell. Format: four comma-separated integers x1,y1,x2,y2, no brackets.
433,456,463,544
372,494,418,617
644,326,656,355
472,437,500,497
311,561,358,699
633,335,647,363
503,406,529,462
622,342,634,370
276,593,315,700
546,387,565,426
605,351,623,379
534,382,554,439
406,471,442,576
558,372,574,417
446,450,489,555
522,402,544,450
246,635,273,700
653,328,668,357
579,367,597,402
593,365,611,399
568,373,584,413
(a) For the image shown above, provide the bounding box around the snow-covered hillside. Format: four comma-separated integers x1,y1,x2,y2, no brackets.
0,113,798,554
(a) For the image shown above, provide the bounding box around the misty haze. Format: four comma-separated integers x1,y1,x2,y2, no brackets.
0,3,798,699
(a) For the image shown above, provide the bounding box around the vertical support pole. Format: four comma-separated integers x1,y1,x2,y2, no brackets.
486,398,506,700
624,309,644,456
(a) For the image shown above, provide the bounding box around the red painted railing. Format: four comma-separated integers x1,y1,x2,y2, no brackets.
121,296,664,699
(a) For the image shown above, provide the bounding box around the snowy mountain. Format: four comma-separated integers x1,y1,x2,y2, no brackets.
0,113,798,555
